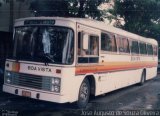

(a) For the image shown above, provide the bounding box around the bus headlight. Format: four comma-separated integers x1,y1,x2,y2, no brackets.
51,77,61,85
51,85,60,93
5,71,12,84
51,77,61,93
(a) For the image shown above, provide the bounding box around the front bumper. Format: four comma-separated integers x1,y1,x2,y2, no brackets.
3,84,69,103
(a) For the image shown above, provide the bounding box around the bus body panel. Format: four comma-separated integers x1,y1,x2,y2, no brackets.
96,69,142,95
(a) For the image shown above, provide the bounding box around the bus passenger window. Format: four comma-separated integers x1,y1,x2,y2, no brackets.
77,32,99,63
101,33,117,52
117,36,130,53
78,32,99,56
139,42,147,55
130,41,139,54
147,44,153,55
153,46,158,56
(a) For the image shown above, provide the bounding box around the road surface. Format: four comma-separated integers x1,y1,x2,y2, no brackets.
0,75,160,116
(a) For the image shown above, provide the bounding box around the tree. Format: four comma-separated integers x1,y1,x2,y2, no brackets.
109,0,160,39
29,0,109,20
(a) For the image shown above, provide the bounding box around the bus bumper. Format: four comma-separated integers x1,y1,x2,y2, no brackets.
3,84,70,103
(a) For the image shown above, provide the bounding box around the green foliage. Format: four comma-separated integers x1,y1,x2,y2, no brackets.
110,0,160,40
29,0,109,20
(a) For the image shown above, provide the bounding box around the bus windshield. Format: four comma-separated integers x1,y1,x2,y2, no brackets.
12,26,74,65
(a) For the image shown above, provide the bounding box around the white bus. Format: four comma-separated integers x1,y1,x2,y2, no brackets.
3,17,158,108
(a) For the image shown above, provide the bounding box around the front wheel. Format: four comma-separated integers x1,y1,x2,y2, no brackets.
77,78,90,109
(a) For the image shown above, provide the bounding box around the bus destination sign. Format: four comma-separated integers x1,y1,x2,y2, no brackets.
24,20,55,25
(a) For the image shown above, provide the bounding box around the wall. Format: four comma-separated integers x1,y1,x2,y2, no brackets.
0,0,33,72
0,0,33,32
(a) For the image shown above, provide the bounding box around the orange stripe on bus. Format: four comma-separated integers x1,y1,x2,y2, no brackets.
75,61,157,75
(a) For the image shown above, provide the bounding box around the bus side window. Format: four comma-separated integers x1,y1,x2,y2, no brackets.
147,44,153,55
101,33,117,52
117,36,130,53
153,46,158,56
130,40,139,55
139,42,147,55
78,32,99,56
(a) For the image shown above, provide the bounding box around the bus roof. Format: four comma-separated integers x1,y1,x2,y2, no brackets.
15,17,158,45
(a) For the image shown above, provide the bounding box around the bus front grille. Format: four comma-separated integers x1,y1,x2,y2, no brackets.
8,72,52,91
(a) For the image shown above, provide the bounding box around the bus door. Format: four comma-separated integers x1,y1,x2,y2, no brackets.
77,24,100,64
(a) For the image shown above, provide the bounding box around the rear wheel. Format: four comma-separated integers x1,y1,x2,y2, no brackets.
77,78,90,109
139,70,146,85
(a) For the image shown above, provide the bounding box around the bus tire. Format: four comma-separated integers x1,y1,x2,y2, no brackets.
139,70,146,85
77,78,90,109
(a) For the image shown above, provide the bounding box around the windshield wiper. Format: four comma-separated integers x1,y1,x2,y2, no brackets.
40,53,55,66
45,53,55,63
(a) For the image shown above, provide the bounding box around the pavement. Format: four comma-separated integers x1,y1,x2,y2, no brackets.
0,75,160,116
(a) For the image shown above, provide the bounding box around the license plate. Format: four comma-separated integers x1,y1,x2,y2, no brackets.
22,91,31,97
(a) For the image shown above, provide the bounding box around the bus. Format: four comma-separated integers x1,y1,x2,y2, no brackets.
3,17,158,108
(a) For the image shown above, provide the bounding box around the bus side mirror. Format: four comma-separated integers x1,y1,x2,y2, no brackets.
83,34,89,50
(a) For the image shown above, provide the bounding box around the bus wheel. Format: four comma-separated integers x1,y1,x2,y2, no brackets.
139,70,146,85
77,78,90,109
